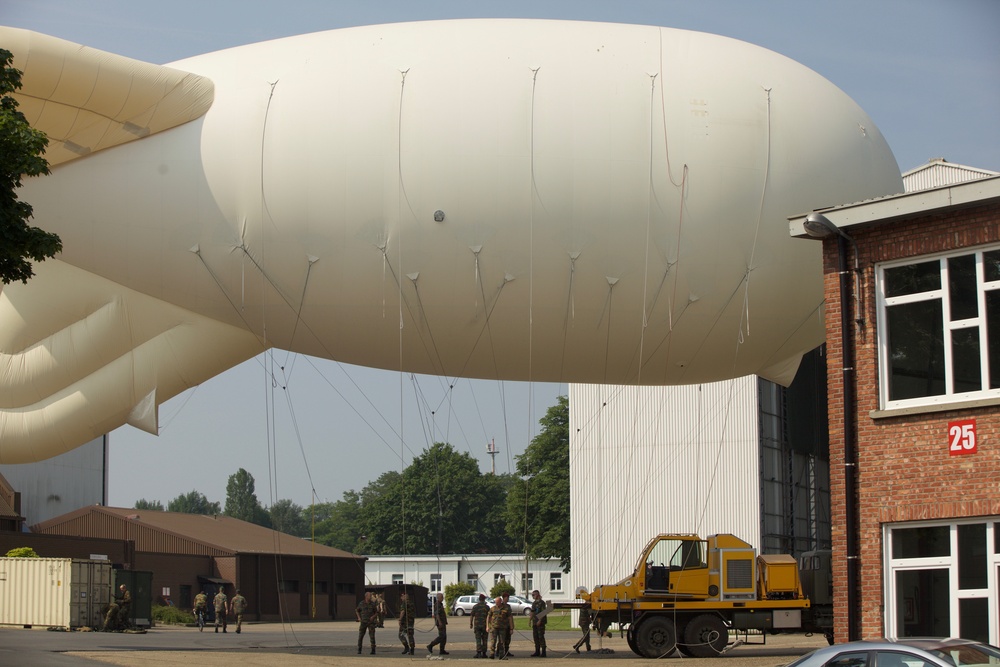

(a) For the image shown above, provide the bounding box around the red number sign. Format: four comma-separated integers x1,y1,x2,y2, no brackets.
948,419,977,456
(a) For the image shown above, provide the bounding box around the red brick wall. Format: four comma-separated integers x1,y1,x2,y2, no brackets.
824,202,1000,641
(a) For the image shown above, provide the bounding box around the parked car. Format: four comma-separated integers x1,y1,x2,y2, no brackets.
451,593,534,616
451,595,481,616
785,638,1000,667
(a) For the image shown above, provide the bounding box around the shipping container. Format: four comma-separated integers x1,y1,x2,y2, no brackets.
0,557,112,628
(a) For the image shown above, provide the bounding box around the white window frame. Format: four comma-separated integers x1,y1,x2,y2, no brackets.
467,573,479,589
430,573,442,592
876,244,1000,410
550,572,562,592
391,574,403,585
883,517,999,643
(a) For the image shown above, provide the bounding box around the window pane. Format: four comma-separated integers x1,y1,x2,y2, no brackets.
985,250,1000,282
996,523,1000,553
876,652,934,667
888,301,945,400
958,597,989,643
827,652,869,667
885,261,941,297
895,568,950,637
892,526,950,558
957,523,987,589
951,328,982,393
988,290,1000,389
948,255,978,321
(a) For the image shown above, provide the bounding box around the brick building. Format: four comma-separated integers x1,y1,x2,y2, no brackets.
791,174,1000,643
29,505,366,621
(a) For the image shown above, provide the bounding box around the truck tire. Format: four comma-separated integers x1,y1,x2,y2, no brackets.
635,616,677,658
626,627,639,656
683,614,728,657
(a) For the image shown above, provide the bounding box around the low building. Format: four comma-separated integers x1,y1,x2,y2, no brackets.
31,506,366,620
365,553,566,601
790,174,1000,643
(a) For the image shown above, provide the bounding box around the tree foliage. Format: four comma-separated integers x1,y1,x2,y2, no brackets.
0,49,61,284
269,498,308,537
224,468,271,527
505,395,571,572
5,546,39,558
167,490,221,515
134,498,164,511
313,492,365,553
444,581,476,611
358,443,519,555
490,577,515,599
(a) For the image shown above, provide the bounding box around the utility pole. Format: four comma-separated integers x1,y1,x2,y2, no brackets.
487,439,499,475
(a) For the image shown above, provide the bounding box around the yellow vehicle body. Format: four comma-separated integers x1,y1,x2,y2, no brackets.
578,533,812,659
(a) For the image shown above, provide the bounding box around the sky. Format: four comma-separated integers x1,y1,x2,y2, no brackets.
3,0,999,511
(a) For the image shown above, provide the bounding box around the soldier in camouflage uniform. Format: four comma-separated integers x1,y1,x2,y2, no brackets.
356,591,378,654
487,595,513,659
469,593,490,658
397,589,415,655
573,605,592,652
426,592,449,655
529,589,547,657
229,590,247,634
500,592,515,657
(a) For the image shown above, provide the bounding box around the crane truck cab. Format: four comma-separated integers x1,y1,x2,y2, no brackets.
581,533,812,659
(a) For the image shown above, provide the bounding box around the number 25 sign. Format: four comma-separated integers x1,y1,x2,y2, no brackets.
948,419,977,456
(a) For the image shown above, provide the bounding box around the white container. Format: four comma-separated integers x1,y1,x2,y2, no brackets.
0,557,112,628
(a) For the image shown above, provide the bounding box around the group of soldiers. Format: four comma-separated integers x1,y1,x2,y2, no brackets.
359,588,558,659
193,586,249,634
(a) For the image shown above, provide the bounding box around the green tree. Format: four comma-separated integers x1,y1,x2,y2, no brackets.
224,468,270,527
490,577,515,599
5,546,39,558
505,395,571,572
269,498,307,537
444,581,475,612
0,48,61,284
134,498,164,511
313,492,365,553
167,490,221,515
358,443,518,555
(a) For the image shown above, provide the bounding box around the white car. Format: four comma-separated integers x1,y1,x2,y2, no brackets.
451,594,533,616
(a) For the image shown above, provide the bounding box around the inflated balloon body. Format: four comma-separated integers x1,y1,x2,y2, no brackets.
0,20,902,462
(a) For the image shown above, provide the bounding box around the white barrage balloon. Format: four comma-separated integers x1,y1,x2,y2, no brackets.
0,20,902,462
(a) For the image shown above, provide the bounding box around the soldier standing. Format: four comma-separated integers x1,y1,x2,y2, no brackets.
229,590,247,634
426,592,449,655
499,592,514,658
398,589,415,655
573,605,593,652
213,586,228,633
529,589,547,657
469,593,490,658
356,591,378,654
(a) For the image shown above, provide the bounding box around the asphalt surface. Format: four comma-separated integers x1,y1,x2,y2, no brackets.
1,621,828,666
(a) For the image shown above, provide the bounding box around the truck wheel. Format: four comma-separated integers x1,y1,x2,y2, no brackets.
626,627,639,656
683,614,728,657
635,616,677,658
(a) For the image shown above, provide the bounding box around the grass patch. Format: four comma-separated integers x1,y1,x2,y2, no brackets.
513,610,573,631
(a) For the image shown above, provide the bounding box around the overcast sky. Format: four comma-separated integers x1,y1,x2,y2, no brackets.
3,0,998,511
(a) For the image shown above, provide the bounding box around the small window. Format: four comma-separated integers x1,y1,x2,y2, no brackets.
467,574,479,588
521,573,533,592
336,582,355,594
494,574,506,585
392,574,403,585
430,574,442,592
315,581,329,594
278,580,299,593
892,526,950,559
549,572,562,591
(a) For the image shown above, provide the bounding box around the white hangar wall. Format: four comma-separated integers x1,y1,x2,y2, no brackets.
568,378,761,595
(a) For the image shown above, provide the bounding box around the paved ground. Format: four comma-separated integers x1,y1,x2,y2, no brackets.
1,620,828,666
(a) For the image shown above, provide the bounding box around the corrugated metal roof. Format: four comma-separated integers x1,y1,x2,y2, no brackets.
32,506,360,559
902,158,999,192
0,472,20,520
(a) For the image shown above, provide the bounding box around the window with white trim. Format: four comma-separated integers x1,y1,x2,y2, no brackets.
467,574,479,589
549,572,562,592
430,574,442,592
877,245,1000,409
392,574,403,585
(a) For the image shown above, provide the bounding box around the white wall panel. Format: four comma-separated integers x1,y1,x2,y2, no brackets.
568,378,760,596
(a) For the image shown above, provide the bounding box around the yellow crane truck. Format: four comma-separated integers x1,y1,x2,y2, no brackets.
574,533,825,658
